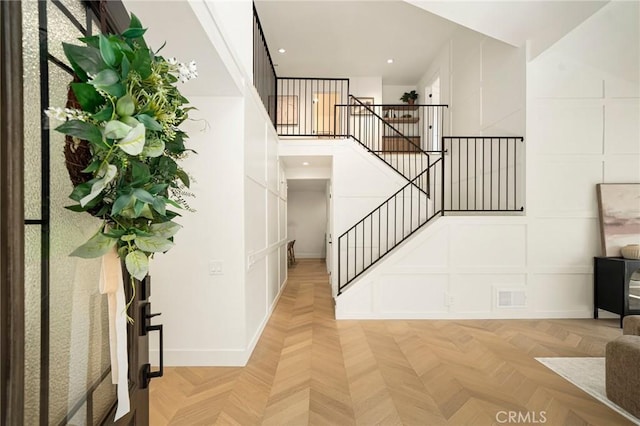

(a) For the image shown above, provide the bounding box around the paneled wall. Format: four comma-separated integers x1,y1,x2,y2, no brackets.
336,1,639,319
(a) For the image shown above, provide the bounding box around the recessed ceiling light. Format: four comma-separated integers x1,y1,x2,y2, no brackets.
278,48,286,54
387,59,394,64
302,162,310,166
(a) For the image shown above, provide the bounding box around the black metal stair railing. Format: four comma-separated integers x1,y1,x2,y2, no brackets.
443,137,525,212
275,77,350,137
335,96,447,184
337,156,445,295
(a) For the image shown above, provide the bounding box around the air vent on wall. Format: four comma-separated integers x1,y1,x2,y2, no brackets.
496,289,526,308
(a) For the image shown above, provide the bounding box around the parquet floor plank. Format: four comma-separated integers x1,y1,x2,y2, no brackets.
149,259,633,425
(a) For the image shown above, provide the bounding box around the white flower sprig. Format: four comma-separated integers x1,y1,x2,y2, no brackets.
45,106,89,122
167,57,198,83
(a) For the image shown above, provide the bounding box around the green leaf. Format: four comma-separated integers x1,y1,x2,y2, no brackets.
163,197,183,209
116,94,135,117
62,43,105,79
117,245,128,259
64,204,87,212
90,69,119,87
78,35,100,48
120,116,139,127
82,160,101,173
120,234,136,242
151,197,166,216
101,83,126,98
111,193,134,216
104,229,126,238
122,27,147,38
98,34,116,66
120,55,130,80
176,169,190,188
104,120,132,140
132,48,152,79
71,83,105,112
140,204,155,219
165,210,182,219
79,164,117,207
148,183,168,195
117,123,146,155
56,120,103,146
142,138,164,158
134,235,174,253
165,132,185,154
129,13,143,29
70,229,117,258
130,161,150,184
136,114,162,131
125,250,148,281
133,188,155,204
92,105,113,122
150,221,182,238
69,181,92,202
133,199,145,217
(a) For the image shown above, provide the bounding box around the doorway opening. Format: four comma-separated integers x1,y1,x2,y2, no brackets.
286,179,331,267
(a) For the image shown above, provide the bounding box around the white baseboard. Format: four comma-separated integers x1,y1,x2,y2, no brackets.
335,309,596,320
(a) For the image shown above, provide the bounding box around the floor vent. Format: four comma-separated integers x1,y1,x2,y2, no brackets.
496,289,526,308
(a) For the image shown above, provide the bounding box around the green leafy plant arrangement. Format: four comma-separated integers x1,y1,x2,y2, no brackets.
400,90,418,103
46,14,197,285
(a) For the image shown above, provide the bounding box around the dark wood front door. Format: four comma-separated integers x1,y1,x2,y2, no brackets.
1,1,160,424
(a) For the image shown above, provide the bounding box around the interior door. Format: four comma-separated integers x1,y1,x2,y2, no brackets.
18,1,156,424
313,92,341,136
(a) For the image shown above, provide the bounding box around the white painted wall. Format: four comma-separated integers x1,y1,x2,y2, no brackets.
136,1,286,367
336,1,640,319
350,76,383,104
417,25,526,137
287,186,327,258
204,0,253,79
382,84,417,104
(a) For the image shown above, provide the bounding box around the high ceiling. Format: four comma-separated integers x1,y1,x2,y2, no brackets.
254,1,458,85
254,0,610,85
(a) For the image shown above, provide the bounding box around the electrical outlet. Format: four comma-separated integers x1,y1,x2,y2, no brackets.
209,260,223,275
444,293,454,306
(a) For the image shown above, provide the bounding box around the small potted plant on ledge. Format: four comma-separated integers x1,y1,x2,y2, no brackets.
400,90,418,105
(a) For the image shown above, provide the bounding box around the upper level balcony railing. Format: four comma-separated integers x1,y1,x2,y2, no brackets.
276,77,350,137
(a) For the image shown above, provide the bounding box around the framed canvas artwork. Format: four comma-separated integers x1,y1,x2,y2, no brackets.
596,183,640,256
351,97,374,115
276,95,298,125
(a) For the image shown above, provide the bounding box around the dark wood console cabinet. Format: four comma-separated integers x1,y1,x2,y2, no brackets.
594,256,640,327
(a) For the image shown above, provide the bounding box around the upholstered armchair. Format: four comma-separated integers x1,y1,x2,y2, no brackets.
606,316,640,418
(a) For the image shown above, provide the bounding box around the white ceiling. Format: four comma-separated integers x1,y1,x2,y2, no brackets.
406,0,609,59
254,1,458,84
255,0,609,84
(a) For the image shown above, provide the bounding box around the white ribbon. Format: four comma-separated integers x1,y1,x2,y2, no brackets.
99,248,130,421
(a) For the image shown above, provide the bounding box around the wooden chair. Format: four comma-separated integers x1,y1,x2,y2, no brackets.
287,240,296,266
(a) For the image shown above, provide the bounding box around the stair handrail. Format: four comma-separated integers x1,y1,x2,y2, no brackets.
345,95,432,163
337,156,445,294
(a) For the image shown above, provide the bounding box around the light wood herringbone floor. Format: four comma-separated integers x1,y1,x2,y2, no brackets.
150,259,632,425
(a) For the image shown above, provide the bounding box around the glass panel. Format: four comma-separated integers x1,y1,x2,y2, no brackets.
630,269,640,311
48,32,112,426
48,0,86,68
24,225,41,426
22,0,42,219
58,0,89,30
93,372,117,424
